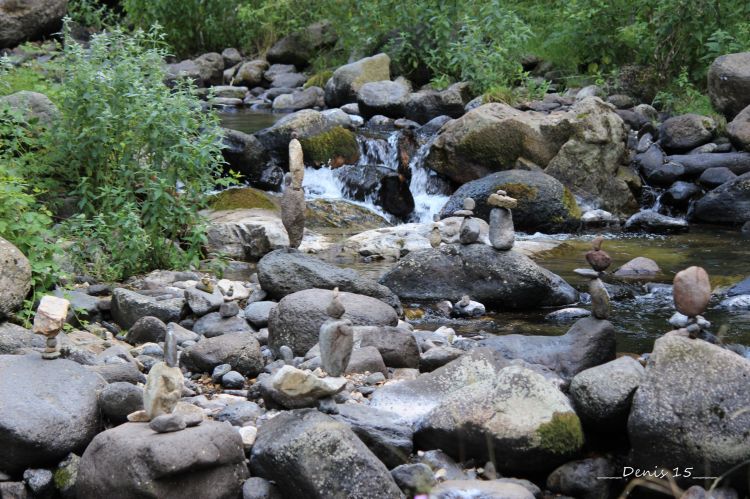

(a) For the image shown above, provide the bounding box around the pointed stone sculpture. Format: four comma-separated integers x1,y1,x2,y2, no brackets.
143,329,183,421
33,295,70,359
457,197,480,245
571,236,612,320
318,288,354,377
281,135,306,249
487,190,516,250
589,278,611,319
429,223,442,248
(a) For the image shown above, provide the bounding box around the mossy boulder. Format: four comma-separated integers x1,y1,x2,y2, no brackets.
306,199,389,230
208,187,279,212
415,364,583,474
439,170,580,233
299,126,359,167
324,53,391,108
266,20,337,68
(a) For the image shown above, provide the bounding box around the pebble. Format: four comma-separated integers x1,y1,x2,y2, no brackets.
238,426,257,450
222,371,245,389
574,268,599,279
149,413,186,433
279,345,294,364
212,363,232,383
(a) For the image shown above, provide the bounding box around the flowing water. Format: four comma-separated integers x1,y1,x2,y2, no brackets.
220,110,750,355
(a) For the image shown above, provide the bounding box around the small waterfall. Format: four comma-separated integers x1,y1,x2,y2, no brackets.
408,138,450,223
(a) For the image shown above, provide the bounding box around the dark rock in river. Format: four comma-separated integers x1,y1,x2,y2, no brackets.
659,114,715,152
708,52,750,119
666,152,750,177
220,129,273,189
380,244,577,309
662,181,701,209
698,166,737,189
623,211,689,233
692,172,750,224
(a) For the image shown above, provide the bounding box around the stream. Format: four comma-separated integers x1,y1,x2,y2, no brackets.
219,110,750,356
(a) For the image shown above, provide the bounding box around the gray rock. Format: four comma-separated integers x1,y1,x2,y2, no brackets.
23,468,54,496
269,72,307,89
0,355,106,474
194,52,225,86
478,317,615,381
628,332,750,481
380,244,577,309
272,86,324,111
589,278,610,319
0,236,32,320
419,346,465,372
545,308,591,322
99,382,144,424
708,52,750,119
324,53,391,108
259,365,346,409
185,287,224,317
345,346,387,376
0,322,43,354
193,311,253,338
0,0,67,51
430,480,535,499
693,172,750,224
166,59,203,86
459,217,481,244
86,362,146,384
699,166,737,189
659,114,715,151
242,477,283,499
220,129,271,188
215,401,261,427
489,207,514,250
727,276,750,297
222,370,245,389
168,322,199,345
391,463,435,496
546,457,615,499
416,450,467,481
358,326,420,369
570,356,644,428
221,48,242,68
250,409,403,498
403,83,470,124
614,256,661,277
182,332,263,377
126,316,167,344
663,181,702,208
233,60,268,87
54,453,80,498
76,422,248,499
243,301,277,328
332,403,413,469
257,249,401,311
52,288,102,326
356,79,411,119
268,288,398,356
219,301,240,318
149,413,187,433
415,365,583,474
624,211,689,233
111,288,183,330
667,152,750,177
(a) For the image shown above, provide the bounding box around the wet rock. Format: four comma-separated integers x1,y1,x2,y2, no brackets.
111,288,183,330
126,316,167,345
708,52,750,119
215,401,261,427
357,326,419,369
0,236,32,320
380,244,577,309
545,308,591,322
727,276,750,297
99,382,144,424
588,278,610,319
629,332,750,482
332,403,414,468
76,422,248,499
439,169,580,232
258,248,401,311
149,413,187,433
699,166,737,189
673,266,711,317
478,316,615,381
403,82,470,124
692,172,750,224
663,181,702,208
268,288,399,356
324,53,391,108
659,114,715,151
250,409,403,498
430,479,535,498
242,477,283,499
546,457,615,499
0,355,106,474
23,468,54,497
614,256,661,277
570,356,644,428
181,332,263,377
624,211,689,233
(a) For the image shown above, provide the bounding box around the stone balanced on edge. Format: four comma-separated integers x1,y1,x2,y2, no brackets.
487,189,517,251
318,287,354,377
281,135,306,249
575,236,612,320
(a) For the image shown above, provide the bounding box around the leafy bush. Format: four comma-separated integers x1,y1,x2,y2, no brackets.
49,25,227,280
68,0,119,30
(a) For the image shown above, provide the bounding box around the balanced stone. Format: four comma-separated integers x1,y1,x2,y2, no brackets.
319,288,354,376
33,295,69,359
149,413,186,433
143,362,183,420
574,268,599,279
488,207,514,250
453,209,473,217
281,173,306,249
463,197,476,211
585,236,612,273
429,223,442,248
289,137,304,190
673,266,711,317
487,192,518,209
459,217,481,245
589,278,611,320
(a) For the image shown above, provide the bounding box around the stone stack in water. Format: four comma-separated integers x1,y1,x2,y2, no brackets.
456,197,480,244
281,136,306,249
487,190,517,250
575,236,612,320
671,266,712,339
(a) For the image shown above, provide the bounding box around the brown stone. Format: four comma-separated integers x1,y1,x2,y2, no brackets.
32,295,69,336
673,266,711,317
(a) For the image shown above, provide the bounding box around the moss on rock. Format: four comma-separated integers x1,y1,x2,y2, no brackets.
536,411,584,455
300,126,360,167
495,182,539,202
208,188,279,211
304,70,333,89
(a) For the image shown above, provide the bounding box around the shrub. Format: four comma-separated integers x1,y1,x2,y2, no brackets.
49,25,227,281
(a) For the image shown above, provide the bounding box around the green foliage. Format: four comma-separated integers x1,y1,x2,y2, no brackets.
0,53,62,101
49,25,227,281
123,0,245,56
68,0,119,30
653,68,717,117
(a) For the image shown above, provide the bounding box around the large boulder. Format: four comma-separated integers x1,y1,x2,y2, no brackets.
220,129,271,188
659,114,715,151
438,170,581,232
628,332,750,482
181,332,263,377
257,249,401,311
0,91,59,127
403,83,471,124
272,87,325,112
268,288,399,356
692,172,750,224
324,53,391,108
111,288,183,330
544,98,637,215
356,79,411,119
0,322,43,354
0,355,106,474
250,409,404,499
708,52,750,119
477,317,616,381
0,236,31,320
726,104,750,151
379,244,577,309
415,365,584,474
77,421,248,499
233,59,268,87
266,21,337,68
425,102,571,184
666,152,750,177
0,0,68,48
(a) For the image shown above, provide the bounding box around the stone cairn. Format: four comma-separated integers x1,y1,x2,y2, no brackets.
318,287,354,377
455,197,480,244
429,214,442,249
282,134,306,249
575,236,612,320
671,266,712,339
33,295,70,360
487,189,517,250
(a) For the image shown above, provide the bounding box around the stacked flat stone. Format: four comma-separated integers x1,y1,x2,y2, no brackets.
574,237,612,320
672,266,712,339
318,287,354,377
32,295,70,360
282,137,306,249
456,197,480,245
487,190,517,250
